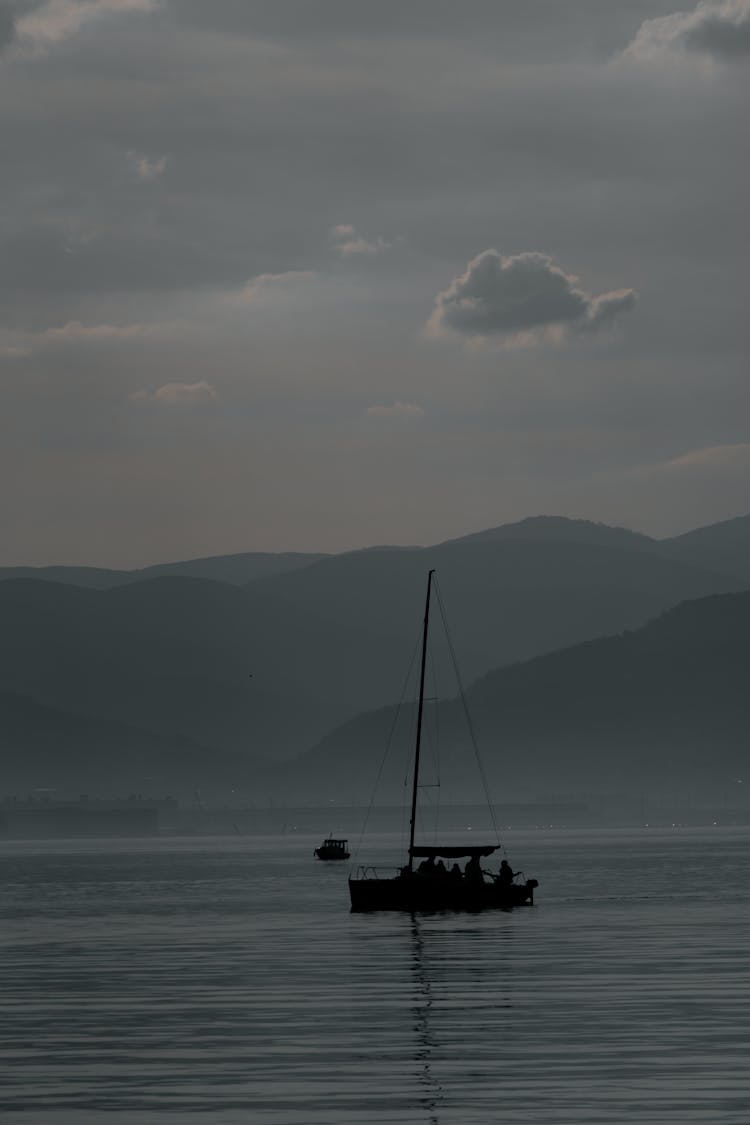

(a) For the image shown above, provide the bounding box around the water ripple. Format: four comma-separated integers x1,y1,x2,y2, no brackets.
1,826,749,1123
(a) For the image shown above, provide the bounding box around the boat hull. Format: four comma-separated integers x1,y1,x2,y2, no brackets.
348,876,537,913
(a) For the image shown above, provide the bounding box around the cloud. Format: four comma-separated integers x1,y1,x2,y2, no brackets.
127,151,168,182
14,0,157,56
239,270,316,299
0,320,175,354
0,3,23,51
364,401,424,419
625,0,750,60
130,381,217,406
653,442,750,473
330,224,392,257
39,319,152,341
428,250,636,347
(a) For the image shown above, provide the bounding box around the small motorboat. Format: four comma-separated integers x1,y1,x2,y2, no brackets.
314,837,350,861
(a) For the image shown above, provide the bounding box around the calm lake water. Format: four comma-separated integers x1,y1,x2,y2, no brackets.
1,816,749,1124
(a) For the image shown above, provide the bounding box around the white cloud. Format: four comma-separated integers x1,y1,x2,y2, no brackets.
40,319,152,341
238,270,316,300
625,0,750,61
14,0,157,56
330,223,393,257
428,250,636,348
364,401,424,419
0,320,176,355
653,443,750,473
127,150,168,182
130,381,217,406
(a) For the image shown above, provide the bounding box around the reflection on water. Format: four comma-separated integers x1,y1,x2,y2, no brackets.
1,824,750,1123
410,916,444,1125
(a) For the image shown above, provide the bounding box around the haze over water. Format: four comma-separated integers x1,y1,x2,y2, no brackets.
2,818,749,1124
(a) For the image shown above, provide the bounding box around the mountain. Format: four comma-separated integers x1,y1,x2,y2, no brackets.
0,551,328,589
0,690,239,795
1,516,747,795
0,575,402,762
441,515,656,553
135,550,329,585
0,565,132,590
284,589,750,804
3,512,749,591
245,533,745,686
659,514,750,581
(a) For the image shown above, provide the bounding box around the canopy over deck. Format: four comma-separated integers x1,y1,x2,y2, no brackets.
410,845,498,859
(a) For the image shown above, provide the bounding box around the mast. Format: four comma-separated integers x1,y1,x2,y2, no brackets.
408,568,434,872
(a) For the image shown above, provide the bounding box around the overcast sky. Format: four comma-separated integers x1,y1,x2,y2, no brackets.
1,0,748,566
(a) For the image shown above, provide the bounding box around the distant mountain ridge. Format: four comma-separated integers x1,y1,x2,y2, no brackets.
0,551,329,589
0,689,249,793
2,512,749,587
1,510,749,798
282,588,750,804
443,512,750,581
0,575,395,769
658,514,750,581
440,515,656,553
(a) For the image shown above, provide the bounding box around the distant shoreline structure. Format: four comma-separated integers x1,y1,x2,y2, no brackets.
0,795,177,839
2,795,749,839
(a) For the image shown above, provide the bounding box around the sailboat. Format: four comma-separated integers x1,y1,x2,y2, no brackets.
348,569,538,912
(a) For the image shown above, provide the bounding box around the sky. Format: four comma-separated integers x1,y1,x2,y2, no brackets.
1,0,748,566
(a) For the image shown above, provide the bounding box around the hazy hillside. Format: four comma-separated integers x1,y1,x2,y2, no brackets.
659,514,750,581
137,550,329,585
285,590,750,804
0,551,328,589
0,690,235,795
246,535,745,685
0,576,399,762
0,565,132,590
446,512,750,582
1,516,748,796
442,515,656,553
3,511,749,593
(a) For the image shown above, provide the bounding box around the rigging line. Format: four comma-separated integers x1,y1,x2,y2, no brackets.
425,633,441,786
355,633,421,863
433,576,502,847
428,632,441,831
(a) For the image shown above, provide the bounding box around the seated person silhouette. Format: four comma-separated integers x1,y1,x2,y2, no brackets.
497,859,515,885
464,855,484,884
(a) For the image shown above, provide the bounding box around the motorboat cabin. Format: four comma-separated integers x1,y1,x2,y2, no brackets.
314,838,350,861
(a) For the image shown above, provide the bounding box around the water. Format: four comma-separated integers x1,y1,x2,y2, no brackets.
2,819,749,1124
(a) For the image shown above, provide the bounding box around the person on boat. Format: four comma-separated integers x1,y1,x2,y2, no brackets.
417,856,436,876
464,855,483,883
497,859,515,885
434,859,448,878
449,863,463,881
